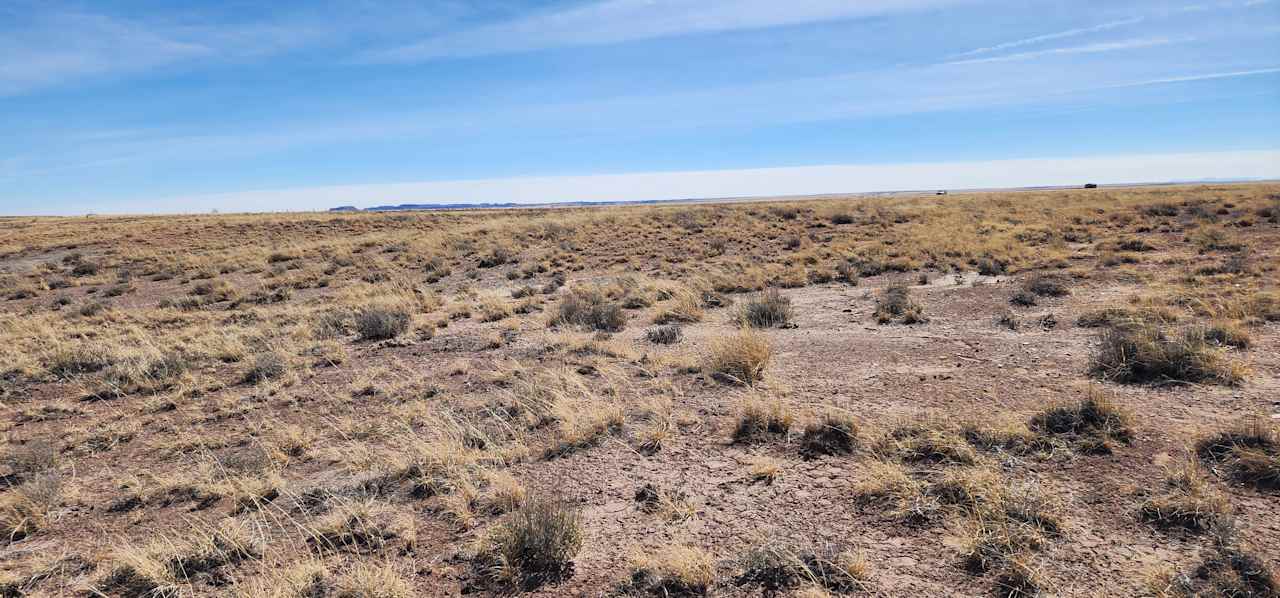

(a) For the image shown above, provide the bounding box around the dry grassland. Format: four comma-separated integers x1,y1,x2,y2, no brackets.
0,184,1278,596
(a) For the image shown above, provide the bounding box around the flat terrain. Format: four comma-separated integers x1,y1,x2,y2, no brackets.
0,184,1277,597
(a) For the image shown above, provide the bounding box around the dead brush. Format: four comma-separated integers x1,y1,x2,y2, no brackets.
307,499,415,553
851,461,940,525
1196,416,1280,490
1139,458,1233,533
645,324,683,345
1151,541,1278,598
873,285,925,324
798,410,859,459
628,545,715,596
354,304,412,340
732,393,794,443
480,494,583,590
735,542,871,595
0,471,61,543
1022,273,1071,297
1090,322,1244,386
98,519,262,595
652,285,707,324
705,328,772,386
876,420,977,465
1028,394,1134,453
736,289,794,328
548,287,626,332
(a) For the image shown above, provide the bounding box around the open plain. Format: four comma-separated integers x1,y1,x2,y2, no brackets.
0,184,1278,597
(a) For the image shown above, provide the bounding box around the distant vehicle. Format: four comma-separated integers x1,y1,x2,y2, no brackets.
1084,183,1099,189
936,190,948,195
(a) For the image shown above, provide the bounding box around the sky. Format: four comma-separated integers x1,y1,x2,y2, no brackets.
2,0,1279,215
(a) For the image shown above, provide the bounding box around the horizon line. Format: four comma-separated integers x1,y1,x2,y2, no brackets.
15,149,1280,217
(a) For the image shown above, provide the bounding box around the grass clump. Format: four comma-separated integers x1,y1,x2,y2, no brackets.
652,287,706,324
334,563,414,598
1023,273,1070,298
355,305,411,341
1090,323,1244,386
736,543,871,595
798,411,859,459
308,500,414,552
705,328,772,386
1187,321,1251,350
628,546,715,596
243,351,287,384
1028,395,1133,454
1196,417,1280,490
483,495,583,590
877,421,976,465
873,285,925,324
732,395,794,443
1138,459,1233,534
851,461,939,525
1153,542,1278,598
737,289,793,328
549,288,625,332
1,472,61,543
1075,306,1176,328
645,325,683,345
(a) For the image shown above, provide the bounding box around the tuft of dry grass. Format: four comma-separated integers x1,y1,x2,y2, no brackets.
798,411,859,459
1139,459,1233,534
705,328,772,386
549,288,626,332
0,472,61,543
737,289,794,328
1196,416,1280,490
1028,394,1133,453
482,495,583,590
736,543,871,595
732,394,794,443
877,420,976,465
873,285,925,324
308,499,415,553
628,545,715,596
645,324,683,345
355,305,412,340
1090,322,1244,386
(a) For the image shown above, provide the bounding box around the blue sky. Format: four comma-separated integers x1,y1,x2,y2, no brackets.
2,0,1279,215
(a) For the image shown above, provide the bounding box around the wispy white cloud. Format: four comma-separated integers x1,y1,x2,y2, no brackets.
951,17,1145,58
36,150,1280,215
0,2,461,96
947,37,1184,65
0,11,211,96
1097,66,1280,89
361,0,974,63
